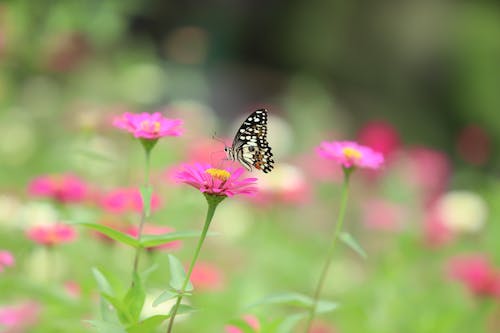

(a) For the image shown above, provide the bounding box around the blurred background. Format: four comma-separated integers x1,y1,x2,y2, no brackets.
0,1,499,332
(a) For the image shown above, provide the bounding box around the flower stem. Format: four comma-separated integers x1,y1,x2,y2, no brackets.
303,168,352,333
132,149,152,278
166,195,222,333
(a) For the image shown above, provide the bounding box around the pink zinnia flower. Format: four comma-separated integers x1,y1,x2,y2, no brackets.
0,250,14,273
316,141,384,170
447,254,499,297
0,301,41,331
190,262,225,291
175,163,258,197
112,112,183,139
99,188,162,214
26,223,77,246
357,121,400,160
225,315,260,333
126,224,181,251
28,174,88,203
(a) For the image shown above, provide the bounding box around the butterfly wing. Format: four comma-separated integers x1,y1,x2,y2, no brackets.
231,109,274,173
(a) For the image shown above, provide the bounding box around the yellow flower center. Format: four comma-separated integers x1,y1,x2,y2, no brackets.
205,168,231,181
342,147,362,160
140,120,161,133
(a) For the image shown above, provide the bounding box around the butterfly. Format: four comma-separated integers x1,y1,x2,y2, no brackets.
224,109,275,173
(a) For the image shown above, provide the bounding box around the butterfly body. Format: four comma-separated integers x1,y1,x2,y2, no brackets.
224,109,274,173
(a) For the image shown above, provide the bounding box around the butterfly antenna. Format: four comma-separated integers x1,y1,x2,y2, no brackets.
212,132,227,147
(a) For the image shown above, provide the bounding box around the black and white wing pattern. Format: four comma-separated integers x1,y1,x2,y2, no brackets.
224,109,275,173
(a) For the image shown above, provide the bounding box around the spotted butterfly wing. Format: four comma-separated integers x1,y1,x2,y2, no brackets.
225,109,274,173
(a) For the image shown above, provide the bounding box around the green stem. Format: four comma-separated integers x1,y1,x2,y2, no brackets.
166,195,222,333
303,168,352,333
132,149,152,278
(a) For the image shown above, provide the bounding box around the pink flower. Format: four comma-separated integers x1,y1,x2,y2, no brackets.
99,188,162,214
126,224,181,251
26,224,77,246
112,112,183,139
316,141,384,170
404,147,451,205
253,163,311,205
447,254,499,297
175,163,258,197
225,315,260,333
357,121,401,159
361,199,406,231
0,301,41,331
423,209,454,248
64,281,82,298
0,250,14,273
190,262,225,291
309,321,338,333
28,174,88,203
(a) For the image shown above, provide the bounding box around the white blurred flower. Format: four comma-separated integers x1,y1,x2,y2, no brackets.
435,190,488,233
0,195,22,228
255,163,310,204
17,202,59,229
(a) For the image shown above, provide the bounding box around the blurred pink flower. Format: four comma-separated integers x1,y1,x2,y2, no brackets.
0,250,14,273
404,147,451,205
64,281,81,298
99,188,162,214
126,224,181,251
362,199,405,231
28,174,89,204
190,262,225,291
357,121,400,159
295,152,343,183
309,321,338,333
175,163,258,197
447,254,499,297
316,141,384,170
0,301,41,332
457,125,491,166
225,314,260,333
112,112,183,139
253,163,311,205
26,224,77,247
423,209,454,248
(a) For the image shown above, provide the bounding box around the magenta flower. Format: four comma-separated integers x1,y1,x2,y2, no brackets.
99,188,162,214
126,224,181,251
175,163,258,197
0,250,14,273
316,141,384,170
447,254,499,297
28,174,88,203
357,121,401,159
190,262,225,291
26,224,77,247
0,301,41,330
112,112,183,139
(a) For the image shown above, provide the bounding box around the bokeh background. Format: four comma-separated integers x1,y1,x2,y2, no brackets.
0,1,499,332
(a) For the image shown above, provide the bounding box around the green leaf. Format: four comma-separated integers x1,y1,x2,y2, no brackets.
126,315,170,333
340,232,367,259
92,268,121,321
140,185,153,218
123,273,146,323
316,300,339,314
168,254,193,292
170,304,197,316
86,320,127,333
152,290,178,307
92,267,114,295
276,313,306,333
249,292,312,309
102,293,133,325
75,223,139,248
140,264,159,283
226,318,256,333
140,230,206,248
